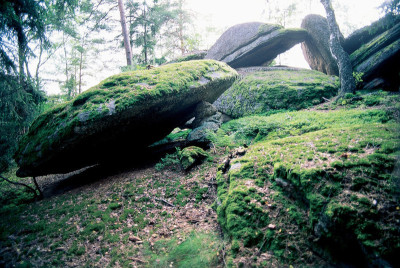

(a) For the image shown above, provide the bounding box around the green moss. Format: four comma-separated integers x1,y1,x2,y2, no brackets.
145,232,223,267
170,51,207,63
218,108,396,146
108,202,122,210
350,24,400,68
16,60,237,174
179,146,209,170
215,69,339,118
257,24,281,35
150,128,191,147
216,105,400,264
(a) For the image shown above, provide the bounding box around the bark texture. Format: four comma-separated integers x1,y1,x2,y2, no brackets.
118,0,132,66
320,0,356,95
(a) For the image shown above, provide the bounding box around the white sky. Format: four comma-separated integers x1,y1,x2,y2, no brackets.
43,0,386,95
185,0,385,68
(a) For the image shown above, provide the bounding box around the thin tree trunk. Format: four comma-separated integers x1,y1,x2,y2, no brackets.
62,33,70,99
35,40,43,90
178,1,185,55
32,177,43,199
79,50,83,94
18,43,25,85
118,0,133,66
320,0,356,96
143,6,148,64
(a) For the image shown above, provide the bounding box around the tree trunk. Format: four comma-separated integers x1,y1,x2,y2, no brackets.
78,49,83,94
62,32,70,98
320,0,356,96
118,0,133,66
18,41,25,85
178,0,185,55
35,40,43,90
143,6,148,64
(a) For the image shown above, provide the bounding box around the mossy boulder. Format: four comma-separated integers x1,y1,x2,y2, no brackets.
205,22,307,68
215,107,400,266
213,67,339,118
301,14,342,76
179,146,209,170
15,60,238,177
343,13,400,55
167,51,207,64
350,22,400,90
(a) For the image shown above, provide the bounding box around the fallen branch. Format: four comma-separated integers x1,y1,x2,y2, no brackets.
128,257,147,264
32,177,43,198
154,197,175,207
0,174,39,197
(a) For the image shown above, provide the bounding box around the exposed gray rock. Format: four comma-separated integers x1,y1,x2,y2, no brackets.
187,113,222,142
184,101,218,129
205,22,307,68
301,14,342,76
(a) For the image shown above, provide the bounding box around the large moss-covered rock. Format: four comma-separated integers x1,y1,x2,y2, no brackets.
205,22,307,68
216,107,400,266
343,14,400,55
213,67,339,118
301,14,342,76
179,146,209,170
15,60,238,177
350,23,400,90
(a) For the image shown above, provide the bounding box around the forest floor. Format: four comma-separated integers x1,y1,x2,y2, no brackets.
1,89,399,267
0,149,229,267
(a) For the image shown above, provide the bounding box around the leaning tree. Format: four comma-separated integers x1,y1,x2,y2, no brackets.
320,0,356,96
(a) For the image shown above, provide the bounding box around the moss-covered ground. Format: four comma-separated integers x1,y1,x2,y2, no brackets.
212,90,400,266
0,156,225,267
1,90,399,267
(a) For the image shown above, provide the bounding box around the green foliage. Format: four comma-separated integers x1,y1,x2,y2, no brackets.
0,0,47,72
0,75,43,172
150,128,191,147
380,0,400,15
68,241,86,256
127,0,175,64
352,71,364,88
146,232,223,267
179,146,209,170
155,150,181,171
0,169,36,213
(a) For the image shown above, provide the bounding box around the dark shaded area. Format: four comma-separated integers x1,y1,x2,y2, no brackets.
41,139,209,198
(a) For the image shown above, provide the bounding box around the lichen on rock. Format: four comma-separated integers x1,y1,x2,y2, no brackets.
215,105,400,266
214,67,339,118
15,60,238,177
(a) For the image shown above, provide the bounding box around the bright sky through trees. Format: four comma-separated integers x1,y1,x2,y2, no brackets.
43,0,386,95
185,0,385,68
